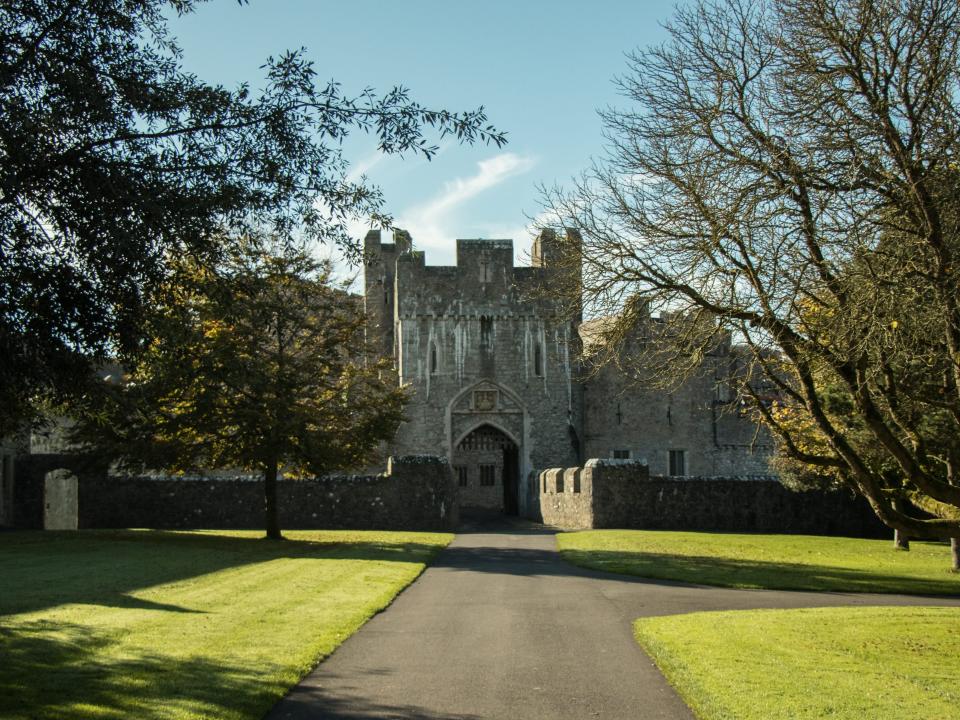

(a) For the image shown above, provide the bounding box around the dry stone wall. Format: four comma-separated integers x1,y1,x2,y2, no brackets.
10,455,457,531
540,459,888,537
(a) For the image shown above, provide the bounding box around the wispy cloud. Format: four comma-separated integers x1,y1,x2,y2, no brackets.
396,152,537,257
345,150,386,185
414,153,536,216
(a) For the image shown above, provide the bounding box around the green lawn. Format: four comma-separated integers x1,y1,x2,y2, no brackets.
635,606,960,720
557,530,960,594
0,529,451,720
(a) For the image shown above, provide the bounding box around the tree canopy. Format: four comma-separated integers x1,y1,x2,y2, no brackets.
0,0,504,435
541,0,960,559
72,240,406,538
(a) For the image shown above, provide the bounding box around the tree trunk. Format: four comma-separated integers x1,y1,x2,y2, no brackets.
894,529,910,550
264,456,283,540
952,537,959,573
892,498,909,550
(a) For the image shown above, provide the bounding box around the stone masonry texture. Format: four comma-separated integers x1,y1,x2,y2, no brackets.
539,461,888,537
365,228,775,520
12,455,458,531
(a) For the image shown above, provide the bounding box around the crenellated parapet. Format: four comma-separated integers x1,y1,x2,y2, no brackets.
390,235,578,321
538,460,885,536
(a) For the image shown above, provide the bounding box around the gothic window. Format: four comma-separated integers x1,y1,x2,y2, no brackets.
669,449,687,476
480,315,493,347
479,464,496,486
429,341,438,374
534,342,543,376
456,466,468,487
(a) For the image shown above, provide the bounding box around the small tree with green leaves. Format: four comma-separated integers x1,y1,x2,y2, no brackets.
75,241,405,538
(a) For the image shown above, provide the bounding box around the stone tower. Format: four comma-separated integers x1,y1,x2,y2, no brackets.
364,229,584,517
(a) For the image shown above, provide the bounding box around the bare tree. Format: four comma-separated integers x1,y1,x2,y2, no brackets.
542,0,960,567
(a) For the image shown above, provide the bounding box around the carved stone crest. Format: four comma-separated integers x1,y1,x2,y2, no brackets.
473,389,498,411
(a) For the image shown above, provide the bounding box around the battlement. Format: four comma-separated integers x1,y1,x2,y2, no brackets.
456,238,514,267
364,229,578,279
362,229,581,322
538,463,883,535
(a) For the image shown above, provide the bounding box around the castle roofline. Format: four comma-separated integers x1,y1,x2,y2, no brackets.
456,238,514,250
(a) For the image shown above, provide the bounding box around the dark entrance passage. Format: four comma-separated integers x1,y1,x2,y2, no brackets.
452,424,520,515
502,444,519,515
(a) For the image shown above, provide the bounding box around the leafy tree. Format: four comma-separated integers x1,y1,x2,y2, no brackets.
0,0,504,435
540,0,960,568
770,226,960,550
73,240,405,538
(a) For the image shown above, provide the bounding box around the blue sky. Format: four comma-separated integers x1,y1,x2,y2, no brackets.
172,1,684,269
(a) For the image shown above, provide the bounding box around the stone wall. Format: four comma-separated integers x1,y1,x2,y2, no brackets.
538,467,592,529
539,460,888,538
10,453,100,529
582,318,773,478
10,455,457,532
453,446,505,509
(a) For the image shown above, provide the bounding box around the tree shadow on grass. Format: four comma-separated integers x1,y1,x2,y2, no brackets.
0,621,469,720
559,548,960,596
0,530,446,617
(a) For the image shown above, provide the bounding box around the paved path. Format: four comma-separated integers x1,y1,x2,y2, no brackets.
266,519,960,720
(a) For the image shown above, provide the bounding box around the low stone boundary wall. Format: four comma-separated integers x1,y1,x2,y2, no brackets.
11,455,457,532
539,459,888,538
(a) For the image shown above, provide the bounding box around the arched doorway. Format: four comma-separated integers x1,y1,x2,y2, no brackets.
452,424,520,515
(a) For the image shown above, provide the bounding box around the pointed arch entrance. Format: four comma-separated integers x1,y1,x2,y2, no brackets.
452,424,520,515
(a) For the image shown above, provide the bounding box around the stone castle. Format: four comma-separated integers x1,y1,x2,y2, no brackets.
6,229,885,537
363,228,771,519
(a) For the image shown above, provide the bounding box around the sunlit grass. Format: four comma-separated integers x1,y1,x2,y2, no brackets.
558,530,960,594
0,529,451,720
635,606,960,720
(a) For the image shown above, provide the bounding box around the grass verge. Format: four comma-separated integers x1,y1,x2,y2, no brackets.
634,606,960,720
0,529,451,720
557,530,960,594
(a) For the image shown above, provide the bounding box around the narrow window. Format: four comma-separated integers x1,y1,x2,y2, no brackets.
616,402,622,425
480,316,493,347
715,380,728,402
669,450,687,476
534,342,543,376
480,464,496,486
456,466,468,487
429,341,438,374
612,449,631,459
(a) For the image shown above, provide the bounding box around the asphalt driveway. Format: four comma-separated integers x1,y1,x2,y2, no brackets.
266,517,960,720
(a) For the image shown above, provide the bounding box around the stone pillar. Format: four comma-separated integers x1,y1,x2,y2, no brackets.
44,468,78,530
